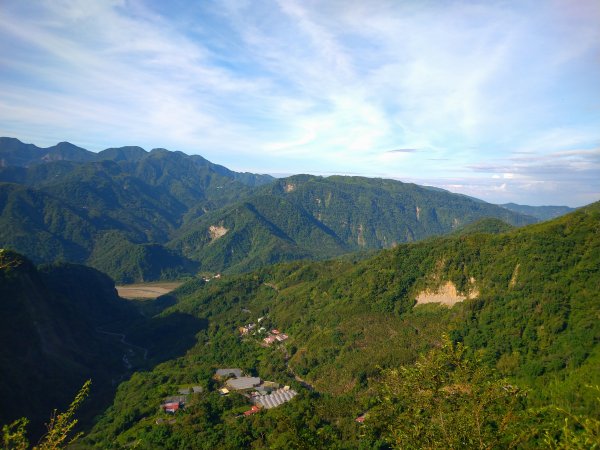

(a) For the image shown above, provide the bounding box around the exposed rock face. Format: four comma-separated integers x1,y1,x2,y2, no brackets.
209,225,228,241
357,224,366,247
509,263,520,288
415,280,478,307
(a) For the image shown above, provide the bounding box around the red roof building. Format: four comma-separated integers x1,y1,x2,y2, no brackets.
244,405,261,416
162,402,180,413
263,335,277,345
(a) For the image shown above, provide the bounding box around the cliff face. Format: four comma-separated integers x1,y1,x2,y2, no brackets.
0,249,139,437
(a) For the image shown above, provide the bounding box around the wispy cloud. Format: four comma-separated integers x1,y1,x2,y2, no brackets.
385,149,420,154
0,0,598,206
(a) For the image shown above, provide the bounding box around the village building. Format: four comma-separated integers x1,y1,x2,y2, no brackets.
263,331,289,345
244,405,261,416
239,323,257,335
263,335,277,345
162,402,180,413
257,386,271,395
226,376,261,390
253,387,297,409
163,395,187,404
178,386,203,395
218,387,230,395
215,368,243,378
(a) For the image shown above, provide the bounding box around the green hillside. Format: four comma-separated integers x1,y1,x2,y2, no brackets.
0,249,207,440
88,232,198,283
0,139,274,281
452,217,515,235
501,202,575,220
0,250,139,437
82,202,599,448
169,195,350,273
0,137,547,283
172,175,537,273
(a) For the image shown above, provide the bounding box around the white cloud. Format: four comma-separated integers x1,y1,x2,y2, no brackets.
0,0,598,206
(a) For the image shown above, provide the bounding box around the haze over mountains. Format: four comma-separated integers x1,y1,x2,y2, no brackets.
0,137,573,283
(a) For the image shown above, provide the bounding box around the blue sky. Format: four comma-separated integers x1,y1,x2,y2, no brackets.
1,0,599,206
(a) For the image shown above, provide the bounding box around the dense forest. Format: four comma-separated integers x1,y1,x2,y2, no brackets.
1,138,595,449
0,138,539,282
0,249,206,442
43,201,596,448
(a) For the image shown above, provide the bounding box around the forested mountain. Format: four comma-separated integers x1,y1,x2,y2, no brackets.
0,138,274,281
0,137,273,188
80,202,599,448
170,175,536,273
0,137,97,166
0,250,139,436
0,137,546,282
500,202,575,220
452,217,515,235
0,249,207,440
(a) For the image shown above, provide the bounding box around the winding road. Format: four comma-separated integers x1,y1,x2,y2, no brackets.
95,327,149,364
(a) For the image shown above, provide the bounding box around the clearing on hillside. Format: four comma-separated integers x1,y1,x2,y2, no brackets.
116,282,183,299
415,281,478,307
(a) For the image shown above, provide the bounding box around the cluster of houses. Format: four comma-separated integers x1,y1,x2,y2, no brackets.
238,316,290,347
214,368,297,416
239,314,268,336
263,329,288,346
160,386,203,414
202,273,222,283
157,318,295,420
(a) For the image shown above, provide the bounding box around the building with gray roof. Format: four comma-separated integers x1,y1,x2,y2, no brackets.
226,376,261,390
253,388,297,409
215,368,243,378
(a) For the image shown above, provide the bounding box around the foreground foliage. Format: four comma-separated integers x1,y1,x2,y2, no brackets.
368,337,525,449
2,380,90,450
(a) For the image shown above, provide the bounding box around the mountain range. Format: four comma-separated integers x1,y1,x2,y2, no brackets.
0,136,597,447
0,137,558,282
21,200,594,448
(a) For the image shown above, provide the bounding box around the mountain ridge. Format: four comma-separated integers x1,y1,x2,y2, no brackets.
80,201,600,447
0,136,568,282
